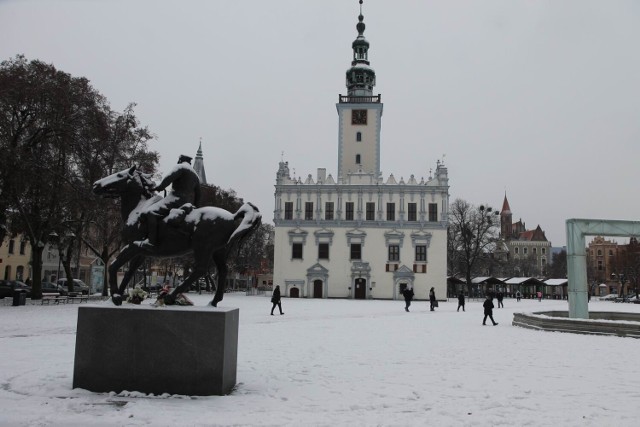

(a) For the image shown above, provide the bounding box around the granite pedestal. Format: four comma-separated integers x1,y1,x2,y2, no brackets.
73,305,238,396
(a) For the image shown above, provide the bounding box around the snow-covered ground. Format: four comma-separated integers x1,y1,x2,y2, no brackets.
0,294,639,426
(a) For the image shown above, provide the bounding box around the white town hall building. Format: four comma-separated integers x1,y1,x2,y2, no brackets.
272,2,449,301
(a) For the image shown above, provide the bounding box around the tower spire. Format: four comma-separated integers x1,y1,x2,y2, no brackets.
193,138,207,184
346,0,376,96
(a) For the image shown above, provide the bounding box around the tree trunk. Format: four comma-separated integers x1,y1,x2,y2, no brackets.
30,246,44,300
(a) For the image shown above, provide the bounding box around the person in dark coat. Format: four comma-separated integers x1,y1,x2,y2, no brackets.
482,295,498,326
429,287,436,311
457,291,465,312
270,285,284,315
497,291,504,308
402,286,414,312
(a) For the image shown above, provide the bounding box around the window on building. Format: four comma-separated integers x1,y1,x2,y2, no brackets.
8,239,15,254
292,243,303,259
350,243,362,260
428,203,438,222
318,243,329,260
386,203,395,221
542,248,546,255
515,247,519,254
415,245,426,262
19,240,26,255
597,249,602,256
597,260,603,271
533,248,537,255
305,202,313,220
284,202,293,220
356,154,361,164
366,202,375,221
388,245,400,261
325,202,334,220
408,203,417,221
356,132,362,142
609,250,613,256
346,202,354,220
524,248,528,255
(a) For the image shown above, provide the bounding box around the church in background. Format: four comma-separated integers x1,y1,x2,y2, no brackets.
272,3,449,301
499,194,552,276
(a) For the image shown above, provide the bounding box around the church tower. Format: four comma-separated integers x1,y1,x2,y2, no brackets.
500,193,513,240
336,0,383,182
193,140,208,184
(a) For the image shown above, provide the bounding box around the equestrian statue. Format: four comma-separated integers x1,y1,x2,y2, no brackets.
92,157,261,307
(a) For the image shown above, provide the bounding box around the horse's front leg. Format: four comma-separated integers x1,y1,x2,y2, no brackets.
108,245,143,306
211,251,228,307
117,255,146,296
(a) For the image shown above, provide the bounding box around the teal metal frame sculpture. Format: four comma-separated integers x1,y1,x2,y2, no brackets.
566,219,640,319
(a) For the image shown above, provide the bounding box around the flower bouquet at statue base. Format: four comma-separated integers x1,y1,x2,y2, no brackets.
127,285,148,305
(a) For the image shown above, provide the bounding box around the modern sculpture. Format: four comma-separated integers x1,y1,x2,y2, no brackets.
92,165,261,306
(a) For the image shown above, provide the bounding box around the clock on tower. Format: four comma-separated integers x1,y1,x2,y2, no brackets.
351,109,367,125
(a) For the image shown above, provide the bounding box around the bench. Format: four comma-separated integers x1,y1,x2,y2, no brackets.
67,292,89,303
41,293,67,305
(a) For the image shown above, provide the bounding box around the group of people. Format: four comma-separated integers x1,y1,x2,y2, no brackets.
269,285,512,326
401,286,499,326
401,286,437,312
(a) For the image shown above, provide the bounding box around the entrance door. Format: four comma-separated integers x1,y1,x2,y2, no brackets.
313,280,323,298
355,278,366,299
290,287,300,298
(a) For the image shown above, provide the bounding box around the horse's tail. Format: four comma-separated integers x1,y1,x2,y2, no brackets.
227,202,262,249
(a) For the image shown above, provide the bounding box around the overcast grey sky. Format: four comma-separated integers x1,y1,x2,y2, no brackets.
2,0,639,247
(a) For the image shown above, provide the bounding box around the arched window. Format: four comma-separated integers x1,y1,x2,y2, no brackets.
356,132,362,142
355,154,361,164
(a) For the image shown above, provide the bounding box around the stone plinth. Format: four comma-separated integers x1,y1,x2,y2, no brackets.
73,305,239,396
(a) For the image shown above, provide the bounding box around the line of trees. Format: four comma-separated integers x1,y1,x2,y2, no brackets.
1,55,275,299
0,55,159,298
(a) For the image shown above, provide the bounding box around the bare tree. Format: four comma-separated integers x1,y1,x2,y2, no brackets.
448,199,500,295
0,56,157,298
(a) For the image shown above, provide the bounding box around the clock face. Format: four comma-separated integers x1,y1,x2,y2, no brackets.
351,109,367,125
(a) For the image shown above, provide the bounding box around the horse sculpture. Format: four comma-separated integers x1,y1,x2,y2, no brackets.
92,165,262,307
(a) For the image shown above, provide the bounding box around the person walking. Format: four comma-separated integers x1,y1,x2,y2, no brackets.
457,291,465,312
497,291,504,308
516,290,521,302
482,295,498,326
402,286,414,312
270,285,284,315
429,287,437,311
537,291,542,302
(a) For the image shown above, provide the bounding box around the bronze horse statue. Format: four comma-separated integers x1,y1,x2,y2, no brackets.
92,165,262,306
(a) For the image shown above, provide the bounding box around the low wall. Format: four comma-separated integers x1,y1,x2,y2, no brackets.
512,311,640,339
73,305,239,396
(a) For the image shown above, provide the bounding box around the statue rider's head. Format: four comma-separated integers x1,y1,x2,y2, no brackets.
178,154,193,164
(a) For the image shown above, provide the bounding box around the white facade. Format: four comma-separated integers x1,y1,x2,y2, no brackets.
272,4,450,301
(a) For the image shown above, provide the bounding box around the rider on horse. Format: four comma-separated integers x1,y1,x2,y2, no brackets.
135,154,201,250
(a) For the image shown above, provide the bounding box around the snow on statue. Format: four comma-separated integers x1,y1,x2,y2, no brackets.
92,162,261,307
